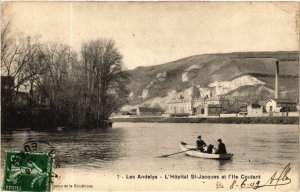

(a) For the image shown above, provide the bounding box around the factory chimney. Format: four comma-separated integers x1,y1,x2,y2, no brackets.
275,60,279,99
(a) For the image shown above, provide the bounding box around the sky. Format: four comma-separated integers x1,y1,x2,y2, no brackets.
2,2,299,70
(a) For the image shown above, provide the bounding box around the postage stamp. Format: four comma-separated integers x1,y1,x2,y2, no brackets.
2,151,54,192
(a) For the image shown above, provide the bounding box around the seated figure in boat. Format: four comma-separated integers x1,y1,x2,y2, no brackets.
196,135,207,152
205,144,214,154
215,139,227,154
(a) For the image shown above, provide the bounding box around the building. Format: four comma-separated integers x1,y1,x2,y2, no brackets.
196,96,230,108
263,61,298,116
196,104,223,117
238,106,247,117
1,76,14,91
247,103,264,117
168,83,200,115
167,83,229,117
265,99,297,113
136,107,163,116
168,97,192,114
130,109,137,115
265,60,297,113
1,76,14,106
195,97,229,117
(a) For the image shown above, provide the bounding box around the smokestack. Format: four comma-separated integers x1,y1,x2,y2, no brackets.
275,60,279,99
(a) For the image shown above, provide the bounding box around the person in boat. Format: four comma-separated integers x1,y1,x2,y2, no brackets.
196,135,207,152
205,144,214,154
215,139,227,154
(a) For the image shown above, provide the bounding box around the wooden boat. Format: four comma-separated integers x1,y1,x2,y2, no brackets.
180,142,233,160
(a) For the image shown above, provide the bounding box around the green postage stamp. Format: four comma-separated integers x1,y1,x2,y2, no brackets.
2,151,54,192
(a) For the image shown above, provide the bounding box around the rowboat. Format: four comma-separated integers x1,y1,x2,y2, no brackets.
180,142,233,160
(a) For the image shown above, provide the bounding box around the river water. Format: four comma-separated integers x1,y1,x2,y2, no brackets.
1,123,298,174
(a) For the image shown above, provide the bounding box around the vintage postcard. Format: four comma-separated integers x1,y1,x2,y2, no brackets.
1,2,299,191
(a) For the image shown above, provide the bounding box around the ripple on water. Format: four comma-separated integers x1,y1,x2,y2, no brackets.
1,123,298,173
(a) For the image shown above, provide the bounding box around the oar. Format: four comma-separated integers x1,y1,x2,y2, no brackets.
157,148,197,158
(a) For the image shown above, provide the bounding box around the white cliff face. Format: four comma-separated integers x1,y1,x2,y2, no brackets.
162,71,167,77
129,92,134,99
167,90,177,96
147,80,156,88
187,64,202,70
182,72,195,82
141,71,168,99
138,74,266,108
182,64,203,82
157,71,168,82
199,87,213,98
138,89,190,110
182,73,189,82
208,75,266,95
157,77,166,82
142,89,149,99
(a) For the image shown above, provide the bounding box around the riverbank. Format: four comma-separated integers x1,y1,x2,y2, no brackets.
111,116,299,124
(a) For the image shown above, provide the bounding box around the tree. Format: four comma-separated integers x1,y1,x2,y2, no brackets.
1,22,42,108
81,39,129,123
36,43,78,126
1,24,129,129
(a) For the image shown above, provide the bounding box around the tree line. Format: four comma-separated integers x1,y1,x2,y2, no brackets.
1,22,130,129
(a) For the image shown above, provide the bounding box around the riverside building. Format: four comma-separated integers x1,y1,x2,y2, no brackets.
167,84,229,117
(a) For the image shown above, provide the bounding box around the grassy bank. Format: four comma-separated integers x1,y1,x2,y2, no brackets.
111,116,299,124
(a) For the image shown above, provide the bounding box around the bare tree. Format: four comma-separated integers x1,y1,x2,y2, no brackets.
1,21,12,60
2,25,129,129
36,43,78,126
1,22,42,107
81,39,129,123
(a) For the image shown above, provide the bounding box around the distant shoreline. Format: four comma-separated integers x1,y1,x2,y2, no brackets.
111,116,299,124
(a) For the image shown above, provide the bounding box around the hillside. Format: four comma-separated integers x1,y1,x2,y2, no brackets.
126,51,299,109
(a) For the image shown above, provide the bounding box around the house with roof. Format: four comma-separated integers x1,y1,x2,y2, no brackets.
168,96,192,114
1,76,14,91
196,104,224,117
167,83,229,117
247,103,264,117
167,83,201,115
136,107,163,116
238,106,247,117
194,97,229,117
1,76,14,106
263,61,298,116
265,99,297,114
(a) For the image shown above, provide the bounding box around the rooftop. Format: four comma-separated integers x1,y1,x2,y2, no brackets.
207,104,223,108
267,98,297,104
138,107,163,113
206,96,228,101
249,103,261,108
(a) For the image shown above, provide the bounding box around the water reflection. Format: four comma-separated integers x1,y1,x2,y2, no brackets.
1,123,299,173
218,159,233,171
2,127,126,169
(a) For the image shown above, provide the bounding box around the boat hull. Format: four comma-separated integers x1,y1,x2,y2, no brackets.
180,142,233,160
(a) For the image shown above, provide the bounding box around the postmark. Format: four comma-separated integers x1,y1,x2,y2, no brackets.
2,151,54,192
22,140,60,169
23,141,56,155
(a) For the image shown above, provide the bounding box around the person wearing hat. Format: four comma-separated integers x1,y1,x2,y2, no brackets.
215,139,227,154
196,135,207,152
